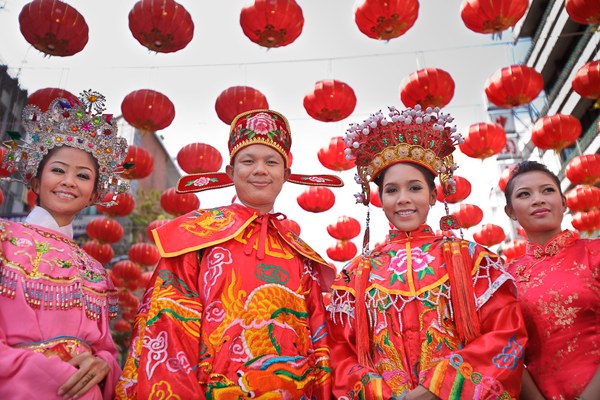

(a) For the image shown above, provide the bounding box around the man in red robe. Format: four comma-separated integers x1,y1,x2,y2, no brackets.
116,110,343,399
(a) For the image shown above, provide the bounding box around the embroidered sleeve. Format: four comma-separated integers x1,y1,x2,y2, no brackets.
116,252,204,400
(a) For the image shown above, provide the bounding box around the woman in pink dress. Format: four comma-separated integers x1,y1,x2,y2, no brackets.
0,91,129,399
504,160,600,400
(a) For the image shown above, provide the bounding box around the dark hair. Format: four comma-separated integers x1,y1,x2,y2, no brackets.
374,161,436,200
504,161,562,208
34,147,100,206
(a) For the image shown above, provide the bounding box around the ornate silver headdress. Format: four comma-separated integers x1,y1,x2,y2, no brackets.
2,90,129,198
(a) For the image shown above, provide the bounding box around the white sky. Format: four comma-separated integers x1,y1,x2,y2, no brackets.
0,0,527,268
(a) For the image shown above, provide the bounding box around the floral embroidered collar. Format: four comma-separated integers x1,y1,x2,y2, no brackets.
527,230,579,259
388,225,436,242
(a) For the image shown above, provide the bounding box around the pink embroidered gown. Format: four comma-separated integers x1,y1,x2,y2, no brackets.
328,225,528,399
0,218,120,399
116,204,334,399
507,230,600,399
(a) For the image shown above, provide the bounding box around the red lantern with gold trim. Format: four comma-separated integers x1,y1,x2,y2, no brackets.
473,223,506,247
27,88,77,111
327,240,358,262
572,60,600,107
485,65,544,108
436,176,471,204
566,185,600,212
215,86,269,125
531,114,582,152
82,240,114,265
120,145,154,180
121,89,175,132
96,193,135,218
565,0,600,25
400,68,455,109
303,80,357,122
160,187,200,216
498,165,516,192
240,0,304,48
327,216,361,241
459,122,507,160
460,0,528,34
128,0,194,53
502,239,526,262
566,154,600,185
128,242,160,268
113,261,143,291
354,0,419,41
177,143,223,174
451,204,483,229
318,137,355,171
19,0,89,57
572,209,600,234
297,187,335,213
86,217,124,244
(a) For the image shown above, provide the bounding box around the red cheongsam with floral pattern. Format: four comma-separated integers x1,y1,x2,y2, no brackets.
507,230,600,399
328,225,527,399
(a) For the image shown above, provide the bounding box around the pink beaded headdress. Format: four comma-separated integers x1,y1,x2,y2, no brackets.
2,90,129,198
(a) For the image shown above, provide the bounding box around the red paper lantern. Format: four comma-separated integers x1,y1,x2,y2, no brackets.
112,260,143,291
19,0,89,57
473,223,506,247
451,204,483,229
566,154,600,185
565,0,600,25
566,185,600,212
120,145,154,180
177,143,223,174
240,0,304,48
460,0,528,34
571,209,600,234
318,137,355,171
82,240,114,265
27,88,77,111
117,289,141,309
400,68,455,109
436,176,471,203
27,189,37,209
280,218,301,236
354,0,419,41
516,226,527,238
297,187,335,213
96,193,135,218
128,242,161,267
0,147,16,177
459,122,507,160
128,0,194,53
160,187,200,216
531,114,582,152
86,218,124,244
485,65,544,108
137,271,154,291
370,183,382,208
572,60,600,107
214,86,269,125
502,239,526,262
327,240,358,262
327,216,361,241
113,319,132,332
147,219,171,243
303,80,357,122
498,165,517,192
121,89,175,132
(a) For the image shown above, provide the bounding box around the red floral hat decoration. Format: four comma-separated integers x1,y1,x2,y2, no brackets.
177,109,343,193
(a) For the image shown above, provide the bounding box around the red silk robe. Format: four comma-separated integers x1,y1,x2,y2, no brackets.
116,204,334,399
507,230,600,399
328,225,527,399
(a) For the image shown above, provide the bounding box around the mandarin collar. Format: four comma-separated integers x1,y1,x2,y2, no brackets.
25,206,74,239
526,230,579,259
388,225,435,242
